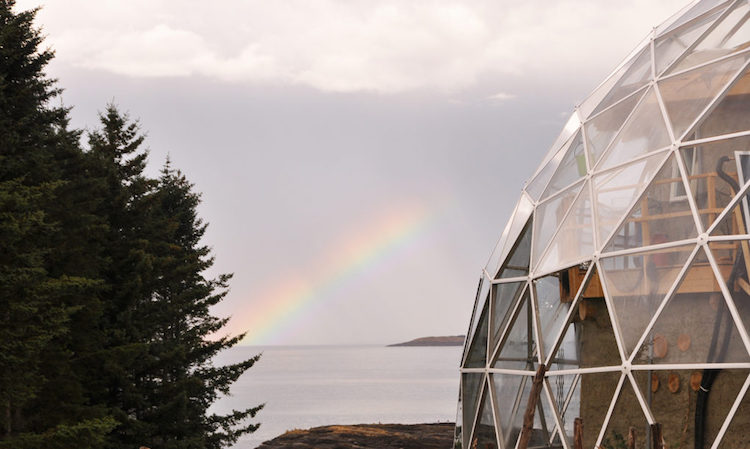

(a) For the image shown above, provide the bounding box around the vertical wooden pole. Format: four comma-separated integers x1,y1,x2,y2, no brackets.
627,426,636,449
651,423,664,449
517,365,547,449
573,418,583,449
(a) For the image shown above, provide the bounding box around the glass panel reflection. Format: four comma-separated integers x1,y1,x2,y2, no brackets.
533,182,584,269
603,154,697,252
493,291,538,371
599,245,695,356
490,282,526,357
585,89,645,167
598,88,672,171
660,53,749,140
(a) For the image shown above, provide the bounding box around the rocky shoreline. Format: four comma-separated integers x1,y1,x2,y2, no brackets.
255,423,455,448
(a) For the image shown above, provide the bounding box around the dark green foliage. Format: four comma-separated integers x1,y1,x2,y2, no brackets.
0,0,97,439
0,1,260,447
0,418,118,449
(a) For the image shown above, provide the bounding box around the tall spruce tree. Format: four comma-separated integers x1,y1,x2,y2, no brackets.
86,107,262,449
0,1,115,447
145,161,262,449
0,2,261,446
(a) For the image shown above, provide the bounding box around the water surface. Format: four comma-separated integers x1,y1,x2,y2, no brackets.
210,345,461,448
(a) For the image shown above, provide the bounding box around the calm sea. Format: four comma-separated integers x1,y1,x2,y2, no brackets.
210,345,462,448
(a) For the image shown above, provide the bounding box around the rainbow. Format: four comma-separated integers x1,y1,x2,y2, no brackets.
233,202,445,345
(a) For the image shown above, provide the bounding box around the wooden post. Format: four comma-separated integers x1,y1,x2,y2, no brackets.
651,423,664,449
627,426,636,449
573,418,583,449
517,365,547,449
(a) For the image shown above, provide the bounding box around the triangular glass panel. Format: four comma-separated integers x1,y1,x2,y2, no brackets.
686,67,750,140
632,368,749,449
654,7,722,76
716,375,750,448
470,380,500,449
545,373,578,437
542,131,587,200
534,267,578,360
497,219,532,280
578,35,651,121
527,130,579,201
678,137,750,233
453,387,463,449
603,154,698,252
669,2,750,74
464,276,490,365
492,373,527,449
556,371,622,449
490,282,526,357
658,0,730,37
660,53,750,140
709,240,750,338
584,89,646,167
532,182,584,269
548,267,622,370
493,290,538,371
595,151,670,249
534,113,583,187
601,377,651,449
537,183,594,274
591,45,654,118
598,88,672,171
465,301,490,368
487,194,534,278
599,245,695,357
632,247,750,365
462,372,485,448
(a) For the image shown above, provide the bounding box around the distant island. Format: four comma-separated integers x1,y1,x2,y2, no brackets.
388,335,465,347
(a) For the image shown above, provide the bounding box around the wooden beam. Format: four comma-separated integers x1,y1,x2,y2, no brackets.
627,426,636,449
651,423,664,449
574,418,583,449
517,365,547,449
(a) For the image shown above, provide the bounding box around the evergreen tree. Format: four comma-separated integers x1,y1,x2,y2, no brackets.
145,161,262,449
0,2,261,446
0,1,115,446
86,107,262,449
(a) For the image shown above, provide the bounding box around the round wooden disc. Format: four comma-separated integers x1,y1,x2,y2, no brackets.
651,373,660,393
690,371,703,392
653,334,668,359
677,334,691,352
668,373,680,393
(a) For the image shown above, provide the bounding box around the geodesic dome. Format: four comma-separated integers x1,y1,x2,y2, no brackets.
457,1,750,449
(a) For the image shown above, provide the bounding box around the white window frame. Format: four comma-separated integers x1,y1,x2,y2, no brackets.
735,150,750,234
669,146,698,201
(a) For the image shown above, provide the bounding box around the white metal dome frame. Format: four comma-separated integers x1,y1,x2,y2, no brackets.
458,1,750,448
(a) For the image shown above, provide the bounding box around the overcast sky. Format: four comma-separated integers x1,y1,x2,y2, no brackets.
18,0,692,345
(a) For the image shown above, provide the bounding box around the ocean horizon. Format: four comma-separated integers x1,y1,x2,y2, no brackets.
210,344,462,448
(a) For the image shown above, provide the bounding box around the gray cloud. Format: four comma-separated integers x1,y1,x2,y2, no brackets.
17,0,698,344
25,0,688,93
